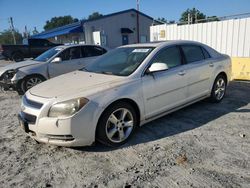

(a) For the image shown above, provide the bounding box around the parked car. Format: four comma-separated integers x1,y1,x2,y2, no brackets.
18,40,231,147
0,44,107,94
0,38,61,62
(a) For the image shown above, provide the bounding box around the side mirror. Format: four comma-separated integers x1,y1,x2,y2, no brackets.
147,62,168,73
51,57,62,63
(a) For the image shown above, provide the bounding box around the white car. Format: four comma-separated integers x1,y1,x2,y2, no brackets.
0,44,107,94
19,40,231,147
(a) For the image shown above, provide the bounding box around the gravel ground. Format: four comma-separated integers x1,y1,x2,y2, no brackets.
0,60,250,188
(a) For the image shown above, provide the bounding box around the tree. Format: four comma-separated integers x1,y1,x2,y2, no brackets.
88,12,103,21
157,18,176,24
44,15,79,31
157,17,167,23
207,16,220,22
179,8,206,24
168,20,176,24
0,29,23,44
32,27,39,35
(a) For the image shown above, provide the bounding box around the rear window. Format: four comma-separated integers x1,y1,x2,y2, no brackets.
182,45,205,63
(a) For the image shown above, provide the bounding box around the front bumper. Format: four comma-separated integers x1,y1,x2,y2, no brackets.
18,92,98,147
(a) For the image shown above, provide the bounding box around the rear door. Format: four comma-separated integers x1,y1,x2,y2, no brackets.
142,46,188,119
48,46,82,78
181,45,215,101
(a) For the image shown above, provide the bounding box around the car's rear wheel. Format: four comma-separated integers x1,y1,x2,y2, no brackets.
21,75,45,93
210,74,227,103
96,102,137,147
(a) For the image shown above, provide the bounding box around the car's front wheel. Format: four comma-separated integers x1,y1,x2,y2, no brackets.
18,75,45,94
210,74,227,103
96,102,138,147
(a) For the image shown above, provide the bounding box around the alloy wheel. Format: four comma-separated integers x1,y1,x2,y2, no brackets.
105,108,134,143
214,78,226,100
26,77,43,90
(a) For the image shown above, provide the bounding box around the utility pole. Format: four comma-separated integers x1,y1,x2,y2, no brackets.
9,17,16,44
136,0,140,43
195,12,198,23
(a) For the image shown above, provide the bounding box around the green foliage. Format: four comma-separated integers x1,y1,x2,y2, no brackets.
87,12,103,20
157,17,176,24
0,29,23,44
179,8,206,24
44,15,79,31
207,16,220,22
157,17,167,23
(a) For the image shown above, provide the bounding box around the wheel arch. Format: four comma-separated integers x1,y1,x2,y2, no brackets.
216,71,228,85
22,73,47,81
95,98,141,138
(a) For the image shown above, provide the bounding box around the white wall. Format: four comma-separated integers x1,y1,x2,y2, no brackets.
150,17,250,57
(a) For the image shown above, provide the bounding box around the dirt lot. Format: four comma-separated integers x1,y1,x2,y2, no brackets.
0,60,249,188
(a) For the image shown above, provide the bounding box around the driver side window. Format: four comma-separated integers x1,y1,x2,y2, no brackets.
152,46,182,69
58,47,81,61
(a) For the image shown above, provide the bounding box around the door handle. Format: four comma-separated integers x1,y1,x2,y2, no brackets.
209,63,214,67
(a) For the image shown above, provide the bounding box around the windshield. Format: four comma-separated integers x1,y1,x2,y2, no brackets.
34,47,63,62
84,47,154,76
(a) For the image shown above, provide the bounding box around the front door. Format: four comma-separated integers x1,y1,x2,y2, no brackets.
48,46,82,78
122,35,129,45
142,46,188,119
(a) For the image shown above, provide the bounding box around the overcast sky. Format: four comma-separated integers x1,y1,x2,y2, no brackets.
0,0,250,33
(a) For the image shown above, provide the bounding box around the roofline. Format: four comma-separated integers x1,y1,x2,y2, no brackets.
31,21,83,37
84,8,158,23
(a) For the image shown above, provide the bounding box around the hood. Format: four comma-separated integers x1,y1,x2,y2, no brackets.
29,71,125,98
0,60,41,76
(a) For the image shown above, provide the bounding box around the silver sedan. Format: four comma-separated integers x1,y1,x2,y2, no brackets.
19,40,231,147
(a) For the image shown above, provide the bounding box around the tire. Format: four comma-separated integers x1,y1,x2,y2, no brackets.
96,102,138,147
21,75,46,93
210,74,227,103
16,80,25,95
12,52,24,62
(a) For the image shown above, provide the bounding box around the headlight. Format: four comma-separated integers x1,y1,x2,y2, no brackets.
48,98,89,118
4,69,17,80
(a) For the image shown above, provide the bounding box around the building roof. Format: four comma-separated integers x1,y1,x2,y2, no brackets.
31,21,83,39
30,9,161,39
85,8,157,23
